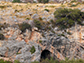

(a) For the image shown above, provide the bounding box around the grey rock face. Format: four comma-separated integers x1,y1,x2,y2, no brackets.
0,39,41,63
15,42,41,63
0,40,26,57
31,14,39,19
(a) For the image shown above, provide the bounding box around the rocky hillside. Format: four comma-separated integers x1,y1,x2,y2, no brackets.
0,0,84,3
0,1,84,63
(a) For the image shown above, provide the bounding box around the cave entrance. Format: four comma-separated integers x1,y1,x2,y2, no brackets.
40,50,51,61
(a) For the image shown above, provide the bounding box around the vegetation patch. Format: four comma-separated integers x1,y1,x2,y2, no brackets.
0,33,5,40
32,58,84,63
39,40,42,43
12,0,21,3
44,9,49,12
0,6,6,9
30,46,36,54
0,59,20,63
0,59,11,63
14,60,20,63
34,20,42,29
54,8,84,30
18,23,31,33
38,0,49,3
26,18,30,20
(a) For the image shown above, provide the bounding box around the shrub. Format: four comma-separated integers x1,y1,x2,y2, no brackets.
0,6,6,9
43,0,49,3
34,20,42,29
67,32,72,35
14,60,20,63
26,18,30,20
39,40,42,43
30,46,36,54
15,10,20,12
39,17,42,21
38,0,49,3
50,19,54,23
18,23,31,33
12,0,21,3
54,8,84,29
0,33,5,40
44,9,49,12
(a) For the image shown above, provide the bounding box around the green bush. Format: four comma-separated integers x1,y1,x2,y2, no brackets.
54,8,84,29
26,18,30,20
44,9,49,12
30,46,36,54
0,33,5,40
12,0,21,3
39,40,42,43
19,23,31,33
34,20,42,29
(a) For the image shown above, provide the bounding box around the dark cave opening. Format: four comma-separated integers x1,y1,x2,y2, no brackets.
40,50,51,61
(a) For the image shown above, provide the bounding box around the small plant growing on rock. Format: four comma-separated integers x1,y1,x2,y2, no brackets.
16,52,21,55
0,33,5,40
30,46,36,54
18,23,31,33
67,32,72,35
44,9,49,12
26,18,30,20
39,40,42,43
